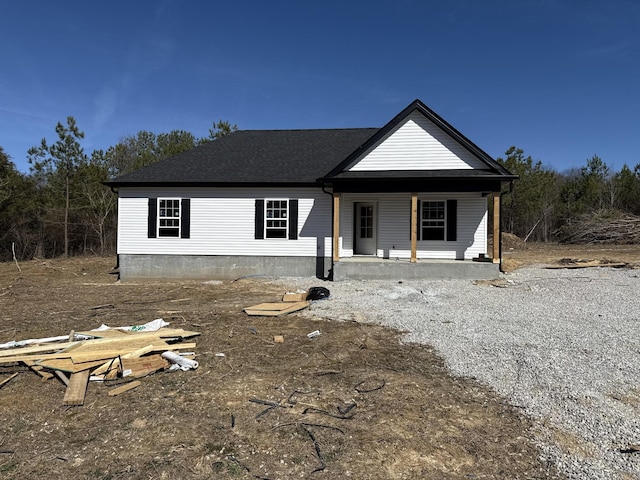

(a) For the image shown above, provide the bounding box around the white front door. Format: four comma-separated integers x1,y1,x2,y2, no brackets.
355,202,376,255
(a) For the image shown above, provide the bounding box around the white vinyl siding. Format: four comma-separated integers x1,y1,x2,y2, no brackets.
339,193,486,260
348,111,488,171
117,188,331,257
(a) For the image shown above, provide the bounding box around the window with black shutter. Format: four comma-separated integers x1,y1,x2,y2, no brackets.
148,198,191,239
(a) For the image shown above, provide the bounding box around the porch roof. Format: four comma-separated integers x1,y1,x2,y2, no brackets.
323,169,514,193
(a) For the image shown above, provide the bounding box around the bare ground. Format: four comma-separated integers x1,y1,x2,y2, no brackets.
3,243,636,479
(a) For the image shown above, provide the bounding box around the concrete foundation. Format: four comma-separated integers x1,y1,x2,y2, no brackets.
118,255,499,282
332,258,500,281
119,254,331,281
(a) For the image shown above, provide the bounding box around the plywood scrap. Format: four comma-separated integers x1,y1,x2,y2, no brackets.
244,301,310,316
63,370,91,406
108,380,141,397
0,372,19,389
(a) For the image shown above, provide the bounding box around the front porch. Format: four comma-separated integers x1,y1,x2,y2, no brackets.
331,256,500,281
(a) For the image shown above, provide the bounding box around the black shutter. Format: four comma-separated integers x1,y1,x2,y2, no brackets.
446,199,457,241
148,198,157,238
288,199,298,240
255,199,264,239
180,199,191,239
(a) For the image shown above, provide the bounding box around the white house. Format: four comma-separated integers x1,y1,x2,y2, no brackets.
105,100,516,281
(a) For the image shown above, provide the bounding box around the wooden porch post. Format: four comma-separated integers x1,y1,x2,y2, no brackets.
410,193,418,263
333,193,341,262
492,192,500,263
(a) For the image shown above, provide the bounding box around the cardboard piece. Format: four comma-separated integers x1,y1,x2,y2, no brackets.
108,380,141,397
283,291,308,302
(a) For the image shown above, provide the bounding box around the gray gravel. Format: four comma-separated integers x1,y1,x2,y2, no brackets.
277,266,640,479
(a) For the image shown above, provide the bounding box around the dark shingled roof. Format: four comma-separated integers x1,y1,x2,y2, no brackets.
105,99,516,188
106,128,379,187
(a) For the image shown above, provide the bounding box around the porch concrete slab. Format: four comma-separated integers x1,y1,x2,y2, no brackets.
332,258,500,281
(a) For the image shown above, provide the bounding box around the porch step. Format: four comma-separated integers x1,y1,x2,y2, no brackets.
332,260,500,281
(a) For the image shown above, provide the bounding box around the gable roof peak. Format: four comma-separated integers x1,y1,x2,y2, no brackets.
321,98,513,178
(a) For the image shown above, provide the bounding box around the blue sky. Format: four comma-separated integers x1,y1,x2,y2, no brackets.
1,1,638,174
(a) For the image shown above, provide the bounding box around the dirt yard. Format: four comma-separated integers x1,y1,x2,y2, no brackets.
0,244,636,479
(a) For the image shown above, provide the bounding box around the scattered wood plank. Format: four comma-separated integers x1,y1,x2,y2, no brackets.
0,341,196,365
0,372,19,389
2,326,200,405
23,360,54,380
108,380,141,397
546,262,627,269
36,358,108,374
76,328,201,339
0,341,82,359
54,370,69,386
244,301,310,316
74,329,129,338
91,344,156,376
0,329,201,361
63,370,91,406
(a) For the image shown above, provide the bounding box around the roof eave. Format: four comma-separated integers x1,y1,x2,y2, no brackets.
103,181,321,189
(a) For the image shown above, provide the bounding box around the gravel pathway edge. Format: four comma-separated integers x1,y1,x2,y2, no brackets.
276,266,640,480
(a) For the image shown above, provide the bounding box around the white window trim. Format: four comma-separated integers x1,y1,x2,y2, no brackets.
265,198,289,239
158,197,181,238
420,199,447,241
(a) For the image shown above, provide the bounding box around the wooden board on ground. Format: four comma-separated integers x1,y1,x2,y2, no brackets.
244,301,310,316
0,341,196,365
63,370,91,406
0,372,19,388
108,380,141,397
37,358,108,374
55,370,69,386
0,329,201,361
546,262,627,269
77,328,201,339
22,360,54,380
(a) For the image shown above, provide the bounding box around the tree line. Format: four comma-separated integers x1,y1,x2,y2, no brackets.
498,146,640,243
1,119,638,262
0,118,237,261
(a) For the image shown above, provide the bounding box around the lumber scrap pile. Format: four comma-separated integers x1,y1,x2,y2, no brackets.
556,211,640,244
0,327,200,406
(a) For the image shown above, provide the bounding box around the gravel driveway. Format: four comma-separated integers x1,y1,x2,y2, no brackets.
283,266,640,479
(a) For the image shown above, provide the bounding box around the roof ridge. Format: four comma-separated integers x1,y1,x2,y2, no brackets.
236,127,379,133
